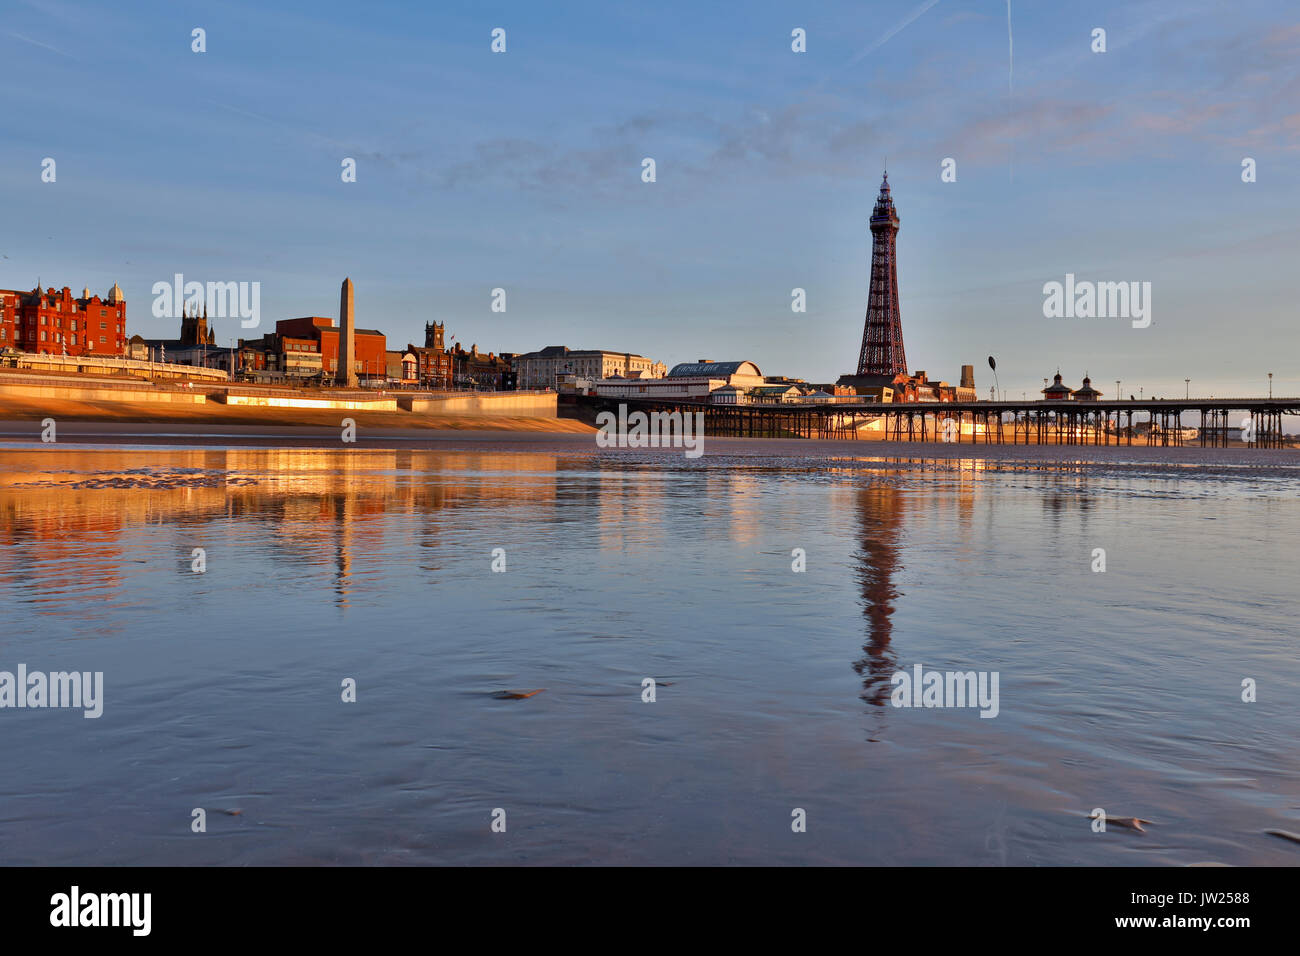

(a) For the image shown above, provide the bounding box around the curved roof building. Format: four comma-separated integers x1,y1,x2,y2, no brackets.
667,360,761,378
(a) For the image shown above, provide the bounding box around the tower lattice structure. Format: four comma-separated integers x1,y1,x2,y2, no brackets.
856,172,907,377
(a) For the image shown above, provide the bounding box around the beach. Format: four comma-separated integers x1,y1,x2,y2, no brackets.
2,428,1298,865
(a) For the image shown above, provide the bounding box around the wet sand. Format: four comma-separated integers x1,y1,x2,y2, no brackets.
0,394,594,435
3,416,1299,473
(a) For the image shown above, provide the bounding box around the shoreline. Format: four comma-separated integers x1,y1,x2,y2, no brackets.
4,417,1300,469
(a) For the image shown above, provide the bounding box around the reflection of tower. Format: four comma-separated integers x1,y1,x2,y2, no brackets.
855,172,907,376
852,483,907,706
333,493,353,607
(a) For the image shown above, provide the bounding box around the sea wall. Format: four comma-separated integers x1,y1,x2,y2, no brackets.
399,393,557,418
0,379,207,404
218,393,398,411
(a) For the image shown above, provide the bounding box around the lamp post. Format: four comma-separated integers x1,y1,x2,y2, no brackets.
1268,372,1273,399
1185,378,1190,400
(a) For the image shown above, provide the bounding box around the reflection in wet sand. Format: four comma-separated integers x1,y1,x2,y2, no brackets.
852,483,908,708
2,446,1299,866
0,448,566,613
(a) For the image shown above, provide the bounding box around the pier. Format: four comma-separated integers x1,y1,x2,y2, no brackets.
582,397,1298,449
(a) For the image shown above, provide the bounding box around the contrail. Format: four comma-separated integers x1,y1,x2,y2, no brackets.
8,31,77,59
850,0,943,63
1006,1,1014,183
1006,0,1014,97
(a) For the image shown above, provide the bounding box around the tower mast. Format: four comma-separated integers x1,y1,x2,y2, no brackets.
856,171,908,376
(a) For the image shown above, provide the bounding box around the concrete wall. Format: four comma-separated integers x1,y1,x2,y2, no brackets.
219,393,398,411
0,380,207,404
399,392,557,418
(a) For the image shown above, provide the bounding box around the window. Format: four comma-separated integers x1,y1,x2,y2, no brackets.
40,315,46,325
0,329,5,340
71,320,77,331
100,321,106,329
71,334,78,345
100,336,107,344
100,309,107,317
40,331,47,342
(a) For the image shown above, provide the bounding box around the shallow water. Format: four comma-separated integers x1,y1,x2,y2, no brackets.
0,443,1297,865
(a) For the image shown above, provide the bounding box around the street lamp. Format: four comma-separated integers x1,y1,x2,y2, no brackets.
1185,378,1190,399
1268,372,1273,399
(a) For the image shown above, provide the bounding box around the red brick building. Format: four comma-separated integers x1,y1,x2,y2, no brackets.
274,317,387,382
405,321,452,389
0,284,127,356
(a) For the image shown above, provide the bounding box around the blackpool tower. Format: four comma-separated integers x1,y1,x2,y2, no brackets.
855,171,908,377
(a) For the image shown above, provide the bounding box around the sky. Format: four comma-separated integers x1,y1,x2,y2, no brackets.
3,0,1298,400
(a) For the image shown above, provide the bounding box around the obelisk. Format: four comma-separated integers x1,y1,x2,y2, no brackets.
338,277,358,387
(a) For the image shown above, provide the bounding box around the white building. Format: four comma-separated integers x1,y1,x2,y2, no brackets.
513,345,666,390
597,360,765,402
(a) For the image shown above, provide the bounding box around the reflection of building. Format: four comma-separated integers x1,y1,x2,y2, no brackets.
0,283,128,356
0,447,565,613
514,345,665,390
852,483,907,707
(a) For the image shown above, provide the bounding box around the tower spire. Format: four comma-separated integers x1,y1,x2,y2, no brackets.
855,172,907,376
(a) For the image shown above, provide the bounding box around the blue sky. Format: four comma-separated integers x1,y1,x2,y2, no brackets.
3,0,1298,398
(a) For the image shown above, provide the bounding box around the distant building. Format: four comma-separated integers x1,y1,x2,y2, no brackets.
450,343,514,389
514,345,665,390
405,322,452,389
837,368,972,403
597,360,764,402
710,384,749,405
385,349,417,384
1042,371,1074,401
1073,375,1103,401
0,283,127,356
750,384,803,404
138,304,220,366
273,316,387,382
